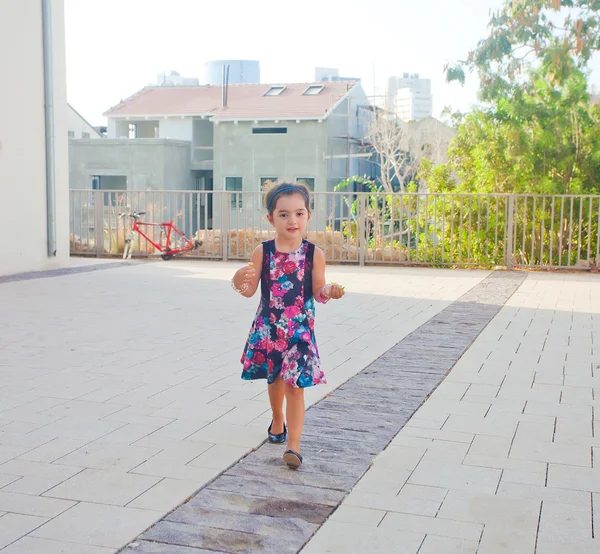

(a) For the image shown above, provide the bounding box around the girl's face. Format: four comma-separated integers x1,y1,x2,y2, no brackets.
267,193,311,240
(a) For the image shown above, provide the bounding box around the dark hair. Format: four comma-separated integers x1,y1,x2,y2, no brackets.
263,180,311,215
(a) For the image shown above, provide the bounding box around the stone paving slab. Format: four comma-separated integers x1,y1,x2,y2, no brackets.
308,272,600,553
0,261,487,552
124,272,524,553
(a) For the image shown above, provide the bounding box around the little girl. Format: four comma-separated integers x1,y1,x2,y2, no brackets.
231,181,344,469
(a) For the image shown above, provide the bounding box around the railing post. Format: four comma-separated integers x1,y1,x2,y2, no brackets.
359,194,366,266
221,192,229,262
93,190,103,257
506,195,514,269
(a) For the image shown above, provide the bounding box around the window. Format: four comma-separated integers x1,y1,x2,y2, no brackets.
128,124,137,138
82,132,90,139
225,177,243,208
303,85,324,96
296,178,315,190
68,131,75,138
264,85,285,96
252,127,287,135
260,177,278,189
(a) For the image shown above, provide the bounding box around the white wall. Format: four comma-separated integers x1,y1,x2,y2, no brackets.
0,0,69,275
395,88,433,122
107,119,129,138
159,118,193,141
68,104,102,139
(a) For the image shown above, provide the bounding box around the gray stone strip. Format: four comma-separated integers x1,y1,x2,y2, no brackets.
0,260,143,284
122,271,526,554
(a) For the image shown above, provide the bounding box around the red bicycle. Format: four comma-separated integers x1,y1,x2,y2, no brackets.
120,212,201,260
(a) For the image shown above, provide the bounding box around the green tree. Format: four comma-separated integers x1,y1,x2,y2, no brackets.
446,0,600,97
422,0,600,195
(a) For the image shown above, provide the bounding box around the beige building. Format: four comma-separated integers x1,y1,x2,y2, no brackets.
70,81,373,215
0,0,69,275
68,104,103,139
401,116,457,165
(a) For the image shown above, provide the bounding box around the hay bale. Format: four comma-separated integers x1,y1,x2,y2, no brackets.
370,248,408,262
69,234,94,252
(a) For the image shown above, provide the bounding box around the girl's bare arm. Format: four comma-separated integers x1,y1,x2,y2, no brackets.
232,245,263,297
312,247,344,301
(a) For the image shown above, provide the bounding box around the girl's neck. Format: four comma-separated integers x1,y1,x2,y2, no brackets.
274,236,303,253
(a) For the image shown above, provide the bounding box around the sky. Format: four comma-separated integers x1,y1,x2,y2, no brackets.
64,0,600,127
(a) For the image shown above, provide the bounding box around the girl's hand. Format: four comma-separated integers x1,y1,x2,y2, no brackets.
323,282,345,301
233,262,256,290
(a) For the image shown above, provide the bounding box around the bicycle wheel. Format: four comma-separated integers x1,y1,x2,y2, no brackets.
161,247,174,261
123,234,132,260
123,234,130,260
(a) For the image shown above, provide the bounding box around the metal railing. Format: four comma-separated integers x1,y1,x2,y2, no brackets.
69,189,600,269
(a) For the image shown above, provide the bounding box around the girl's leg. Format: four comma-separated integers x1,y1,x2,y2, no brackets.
267,375,285,434
284,385,305,452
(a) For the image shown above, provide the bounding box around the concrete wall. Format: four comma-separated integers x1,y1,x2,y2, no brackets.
163,141,193,189
213,120,328,228
0,0,69,275
192,119,214,162
214,120,328,192
69,139,193,191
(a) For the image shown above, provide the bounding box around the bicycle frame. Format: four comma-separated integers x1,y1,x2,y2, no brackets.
132,221,195,255
121,212,197,260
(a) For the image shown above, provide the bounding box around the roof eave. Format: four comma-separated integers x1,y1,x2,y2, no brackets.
105,113,215,119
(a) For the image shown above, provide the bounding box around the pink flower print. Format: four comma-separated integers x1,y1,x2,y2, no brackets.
276,327,286,340
301,331,311,342
275,338,287,352
272,283,286,297
270,296,285,310
255,339,268,350
269,313,276,324
284,305,301,318
283,260,297,274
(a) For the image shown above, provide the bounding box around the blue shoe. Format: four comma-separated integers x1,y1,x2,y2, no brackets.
283,449,303,469
268,421,287,443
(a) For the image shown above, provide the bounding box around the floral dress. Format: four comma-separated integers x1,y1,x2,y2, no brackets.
241,239,326,388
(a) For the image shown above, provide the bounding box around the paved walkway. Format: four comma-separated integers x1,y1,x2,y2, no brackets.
304,272,600,554
0,261,598,553
0,259,485,553
124,272,526,553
